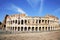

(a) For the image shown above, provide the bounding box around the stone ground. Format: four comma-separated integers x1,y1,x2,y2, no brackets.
0,30,60,40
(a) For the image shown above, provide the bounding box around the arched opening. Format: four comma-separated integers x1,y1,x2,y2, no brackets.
13,27,14,30
32,27,34,31
35,27,38,31
13,20,14,23
18,20,20,25
25,20,27,24
21,27,23,31
24,27,27,31
46,27,47,31
48,27,50,31
15,20,17,24
28,27,30,31
15,27,17,31
18,27,20,31
45,20,47,24
39,20,41,23
21,20,23,25
39,27,41,31
42,20,44,23
42,27,44,31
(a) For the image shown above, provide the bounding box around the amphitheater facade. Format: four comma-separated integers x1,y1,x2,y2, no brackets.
6,13,59,32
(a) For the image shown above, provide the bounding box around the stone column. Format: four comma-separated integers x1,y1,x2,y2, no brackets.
30,26,32,31
27,20,28,25
47,27,48,31
20,27,21,31
52,26,53,30
27,27,28,31
38,27,39,31
44,27,46,31
54,27,55,30
41,26,42,31
23,27,24,31
44,20,45,24
14,27,15,31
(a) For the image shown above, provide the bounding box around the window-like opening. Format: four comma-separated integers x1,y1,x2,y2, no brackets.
13,27,14,30
18,27,20,31
48,27,50,31
42,20,44,23
42,27,44,31
28,27,30,31
18,20,20,25
45,20,47,23
36,20,38,24
21,20,23,25
11,21,12,24
39,27,41,31
13,20,14,23
46,27,47,30
15,27,17,31
32,27,34,31
15,20,17,24
21,27,23,31
25,20,27,24
24,27,27,31
36,27,38,31
39,20,41,23
48,20,49,24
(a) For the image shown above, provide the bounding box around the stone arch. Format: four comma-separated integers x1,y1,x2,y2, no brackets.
21,20,23,25
21,27,23,31
18,27,20,31
15,20,17,24
45,27,47,31
13,27,14,30
24,27,27,31
48,27,50,31
35,27,38,31
32,27,34,31
39,27,41,31
15,27,17,31
28,27,31,31
42,27,44,31
18,20,20,25
25,20,27,24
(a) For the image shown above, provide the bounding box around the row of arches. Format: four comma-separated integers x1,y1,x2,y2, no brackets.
7,19,49,25
9,26,55,31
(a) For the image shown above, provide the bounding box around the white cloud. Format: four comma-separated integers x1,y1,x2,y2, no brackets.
11,4,26,13
17,8,26,13
39,0,44,14
7,4,26,14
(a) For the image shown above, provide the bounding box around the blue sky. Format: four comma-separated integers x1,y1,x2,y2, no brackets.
0,0,60,22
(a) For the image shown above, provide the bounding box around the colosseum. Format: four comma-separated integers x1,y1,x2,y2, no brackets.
5,13,59,32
